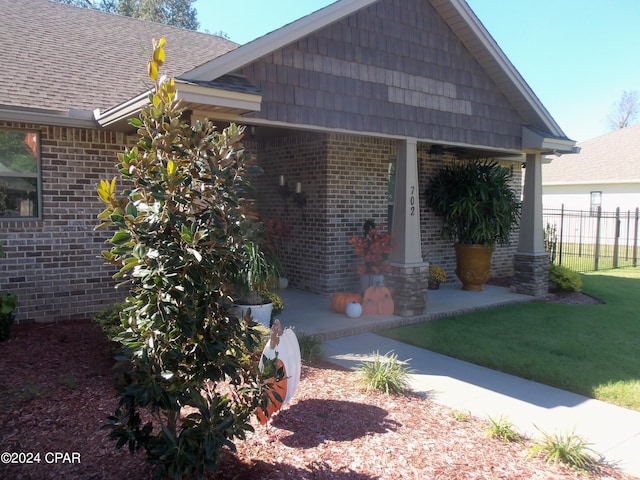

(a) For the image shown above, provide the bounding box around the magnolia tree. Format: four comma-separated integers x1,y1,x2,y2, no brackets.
96,39,272,478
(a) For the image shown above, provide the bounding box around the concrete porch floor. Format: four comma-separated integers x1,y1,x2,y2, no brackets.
275,281,534,340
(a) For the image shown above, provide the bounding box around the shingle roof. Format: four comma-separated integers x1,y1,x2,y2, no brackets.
0,0,239,113
542,123,640,184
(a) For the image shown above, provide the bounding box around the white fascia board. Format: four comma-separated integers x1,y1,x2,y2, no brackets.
522,125,577,153
95,83,262,128
181,0,377,82
94,91,151,128
442,0,567,138
176,83,262,112
0,106,97,129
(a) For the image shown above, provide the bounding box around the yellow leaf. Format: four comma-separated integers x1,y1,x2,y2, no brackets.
157,37,166,49
167,159,176,176
166,78,176,95
153,45,165,67
148,60,158,81
97,179,110,203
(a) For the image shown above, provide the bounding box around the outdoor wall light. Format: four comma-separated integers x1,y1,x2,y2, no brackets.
277,175,292,212
278,176,306,219
293,182,307,220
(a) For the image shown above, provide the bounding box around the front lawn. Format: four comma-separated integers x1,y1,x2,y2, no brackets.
381,268,640,411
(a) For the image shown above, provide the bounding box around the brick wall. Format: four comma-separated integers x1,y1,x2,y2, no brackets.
256,131,522,296
0,121,129,323
1,121,523,323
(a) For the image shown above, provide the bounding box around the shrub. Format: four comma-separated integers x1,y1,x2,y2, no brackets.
0,294,18,342
92,303,126,340
356,351,414,395
262,291,284,319
529,428,598,471
96,39,268,479
486,415,522,442
297,332,322,363
549,264,582,292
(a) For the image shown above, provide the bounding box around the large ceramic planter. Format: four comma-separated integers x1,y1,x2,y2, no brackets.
234,302,273,327
454,244,495,291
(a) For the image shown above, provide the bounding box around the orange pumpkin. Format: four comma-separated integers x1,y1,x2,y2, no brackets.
362,286,395,315
256,358,289,425
331,292,363,313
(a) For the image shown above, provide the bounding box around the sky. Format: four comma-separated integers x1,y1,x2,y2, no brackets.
194,0,640,143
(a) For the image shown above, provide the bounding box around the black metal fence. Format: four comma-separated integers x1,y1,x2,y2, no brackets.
543,206,639,272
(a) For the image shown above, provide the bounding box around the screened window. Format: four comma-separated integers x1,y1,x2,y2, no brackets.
590,191,602,216
0,129,40,218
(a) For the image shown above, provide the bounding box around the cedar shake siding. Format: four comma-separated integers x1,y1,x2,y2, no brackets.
239,0,522,150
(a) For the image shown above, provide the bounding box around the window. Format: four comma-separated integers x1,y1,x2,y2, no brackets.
590,191,602,215
0,129,40,218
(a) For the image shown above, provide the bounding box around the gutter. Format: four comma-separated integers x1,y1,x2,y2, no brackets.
0,106,98,129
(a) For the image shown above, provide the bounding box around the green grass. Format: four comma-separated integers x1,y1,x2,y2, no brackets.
381,268,640,411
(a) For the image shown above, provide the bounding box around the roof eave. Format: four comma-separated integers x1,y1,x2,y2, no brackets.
0,105,98,129
94,84,262,130
523,125,578,154
180,0,377,82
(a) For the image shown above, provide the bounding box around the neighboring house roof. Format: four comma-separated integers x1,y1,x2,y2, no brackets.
543,123,640,185
0,0,239,122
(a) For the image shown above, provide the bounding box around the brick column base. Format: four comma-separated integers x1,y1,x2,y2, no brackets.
386,262,429,317
512,253,549,296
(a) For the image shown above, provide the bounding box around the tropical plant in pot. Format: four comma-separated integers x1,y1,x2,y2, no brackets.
233,239,283,327
424,159,521,291
263,217,291,289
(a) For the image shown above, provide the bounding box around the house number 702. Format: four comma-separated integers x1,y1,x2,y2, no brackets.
409,185,416,216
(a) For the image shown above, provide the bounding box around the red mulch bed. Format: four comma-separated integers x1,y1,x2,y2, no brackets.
0,318,630,480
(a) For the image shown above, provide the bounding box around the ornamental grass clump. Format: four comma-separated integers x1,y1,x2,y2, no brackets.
356,351,414,395
96,38,269,479
529,427,599,471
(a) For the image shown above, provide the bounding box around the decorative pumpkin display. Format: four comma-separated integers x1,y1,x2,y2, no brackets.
331,292,363,313
362,286,395,315
256,358,288,425
345,301,363,318
257,320,301,424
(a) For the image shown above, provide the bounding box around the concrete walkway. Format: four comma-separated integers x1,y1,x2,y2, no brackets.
322,333,640,479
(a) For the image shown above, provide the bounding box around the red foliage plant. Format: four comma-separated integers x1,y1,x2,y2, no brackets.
349,220,393,275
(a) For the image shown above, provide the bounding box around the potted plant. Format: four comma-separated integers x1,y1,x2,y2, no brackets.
424,159,521,291
263,217,291,289
349,219,393,293
428,266,446,290
0,241,18,342
233,240,282,327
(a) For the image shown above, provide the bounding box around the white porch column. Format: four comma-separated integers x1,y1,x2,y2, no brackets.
518,152,545,253
390,138,424,264
513,152,549,296
387,138,429,316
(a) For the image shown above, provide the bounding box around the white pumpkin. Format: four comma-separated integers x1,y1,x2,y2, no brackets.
345,301,363,318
